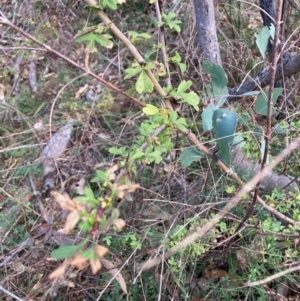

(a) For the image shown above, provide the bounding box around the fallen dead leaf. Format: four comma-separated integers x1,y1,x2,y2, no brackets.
70,253,88,270
51,191,80,211
75,84,88,99
49,259,71,280
65,210,80,234
101,259,128,295
114,183,140,199
95,245,109,258
107,164,119,181
113,218,126,231
90,258,102,274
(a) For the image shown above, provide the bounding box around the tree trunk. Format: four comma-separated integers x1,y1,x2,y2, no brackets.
193,0,221,65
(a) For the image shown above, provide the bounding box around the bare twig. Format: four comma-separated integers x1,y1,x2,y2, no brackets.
0,285,24,301
154,1,171,87
0,238,32,268
256,196,295,225
262,0,284,170
243,0,285,235
244,263,300,287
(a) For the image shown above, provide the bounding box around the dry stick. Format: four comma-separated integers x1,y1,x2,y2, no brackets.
256,196,295,225
83,0,174,110
0,285,24,301
244,263,300,287
0,13,145,108
137,136,300,271
262,0,284,170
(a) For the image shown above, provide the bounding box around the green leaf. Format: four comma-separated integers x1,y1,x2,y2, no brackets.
85,186,95,199
180,147,205,167
136,71,154,93
232,135,245,148
102,0,118,10
169,111,178,123
143,104,159,116
103,236,112,246
255,26,271,59
168,21,181,33
208,85,228,108
169,52,187,72
109,147,126,156
74,32,94,43
145,150,163,164
178,63,187,73
181,92,199,111
144,61,155,70
124,63,143,79
219,222,227,232
164,12,176,22
78,220,92,232
269,23,275,39
202,61,228,88
94,34,113,48
75,31,113,50
255,88,282,116
80,247,97,260
130,149,145,160
274,122,288,134
140,122,155,136
162,12,182,32
51,244,82,259
95,170,108,182
86,39,96,52
129,31,151,43
169,52,181,64
174,117,187,131
51,238,89,259
212,109,237,165
156,21,165,28
202,105,214,132
176,80,192,94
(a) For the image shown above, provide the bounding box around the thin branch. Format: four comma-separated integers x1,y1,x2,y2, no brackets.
244,263,300,287
256,195,295,225
82,0,173,110
262,0,284,170
0,286,24,301
244,0,285,237
154,1,171,87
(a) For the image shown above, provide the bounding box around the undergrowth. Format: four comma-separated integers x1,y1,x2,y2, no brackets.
0,0,300,301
